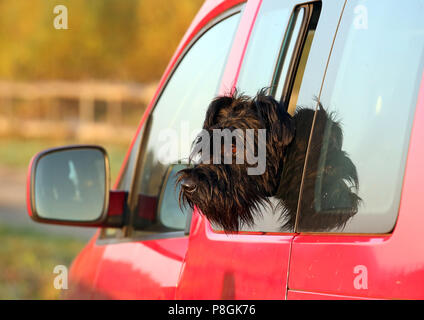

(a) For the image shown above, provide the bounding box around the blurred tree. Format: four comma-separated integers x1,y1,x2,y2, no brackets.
0,0,204,82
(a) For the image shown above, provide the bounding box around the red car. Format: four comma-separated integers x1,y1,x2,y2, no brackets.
27,0,424,299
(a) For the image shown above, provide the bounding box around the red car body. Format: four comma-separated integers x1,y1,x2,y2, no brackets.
30,0,424,299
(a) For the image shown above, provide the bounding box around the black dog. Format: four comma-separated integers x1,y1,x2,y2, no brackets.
277,103,361,232
177,90,360,232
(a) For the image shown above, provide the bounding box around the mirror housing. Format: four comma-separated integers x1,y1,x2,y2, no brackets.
26,145,126,228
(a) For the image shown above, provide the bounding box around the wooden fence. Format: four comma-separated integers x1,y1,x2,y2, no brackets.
0,81,157,144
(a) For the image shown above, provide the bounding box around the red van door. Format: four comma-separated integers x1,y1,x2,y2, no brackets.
69,1,245,299
287,0,424,299
176,0,346,299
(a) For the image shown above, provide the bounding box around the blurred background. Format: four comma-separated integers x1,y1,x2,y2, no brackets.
0,0,203,299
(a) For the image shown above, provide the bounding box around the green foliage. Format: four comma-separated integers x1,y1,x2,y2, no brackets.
0,224,85,299
0,0,204,82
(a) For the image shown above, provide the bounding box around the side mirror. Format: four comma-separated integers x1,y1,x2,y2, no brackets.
157,164,191,232
27,145,126,228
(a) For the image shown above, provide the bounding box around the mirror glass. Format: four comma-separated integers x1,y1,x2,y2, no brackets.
34,148,107,222
158,164,190,230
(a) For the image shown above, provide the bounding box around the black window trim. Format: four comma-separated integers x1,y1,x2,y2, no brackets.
271,1,322,106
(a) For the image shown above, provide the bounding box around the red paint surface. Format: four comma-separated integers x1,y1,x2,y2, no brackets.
70,0,250,299
64,0,424,300
67,229,104,299
26,154,36,217
218,0,262,95
176,209,294,299
91,237,189,299
287,290,374,300
175,0,296,300
288,70,424,300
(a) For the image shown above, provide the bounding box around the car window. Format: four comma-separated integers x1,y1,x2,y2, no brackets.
236,0,292,97
100,112,144,239
129,11,242,235
272,6,306,102
226,0,322,233
116,129,143,191
296,0,424,233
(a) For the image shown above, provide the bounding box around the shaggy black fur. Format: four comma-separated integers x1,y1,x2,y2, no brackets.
177,90,360,232
277,103,361,232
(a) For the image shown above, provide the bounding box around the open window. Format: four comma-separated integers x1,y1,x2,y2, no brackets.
125,9,243,239
271,2,322,114
218,0,323,233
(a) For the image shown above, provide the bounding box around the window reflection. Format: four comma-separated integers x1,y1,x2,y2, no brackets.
278,104,361,232
237,1,291,96
298,0,424,233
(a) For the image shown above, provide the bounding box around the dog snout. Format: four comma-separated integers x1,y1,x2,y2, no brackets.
181,177,197,192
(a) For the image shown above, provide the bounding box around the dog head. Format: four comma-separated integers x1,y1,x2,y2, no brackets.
177,90,295,232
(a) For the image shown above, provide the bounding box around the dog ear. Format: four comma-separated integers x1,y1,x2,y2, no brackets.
273,113,295,148
254,92,295,149
203,95,235,128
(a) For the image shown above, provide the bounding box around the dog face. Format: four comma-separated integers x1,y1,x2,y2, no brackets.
177,91,295,232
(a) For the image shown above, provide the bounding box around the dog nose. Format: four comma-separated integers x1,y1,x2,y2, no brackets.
181,177,196,192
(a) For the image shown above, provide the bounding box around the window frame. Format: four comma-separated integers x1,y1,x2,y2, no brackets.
294,0,424,236
113,5,245,241
271,2,322,107
215,0,324,235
